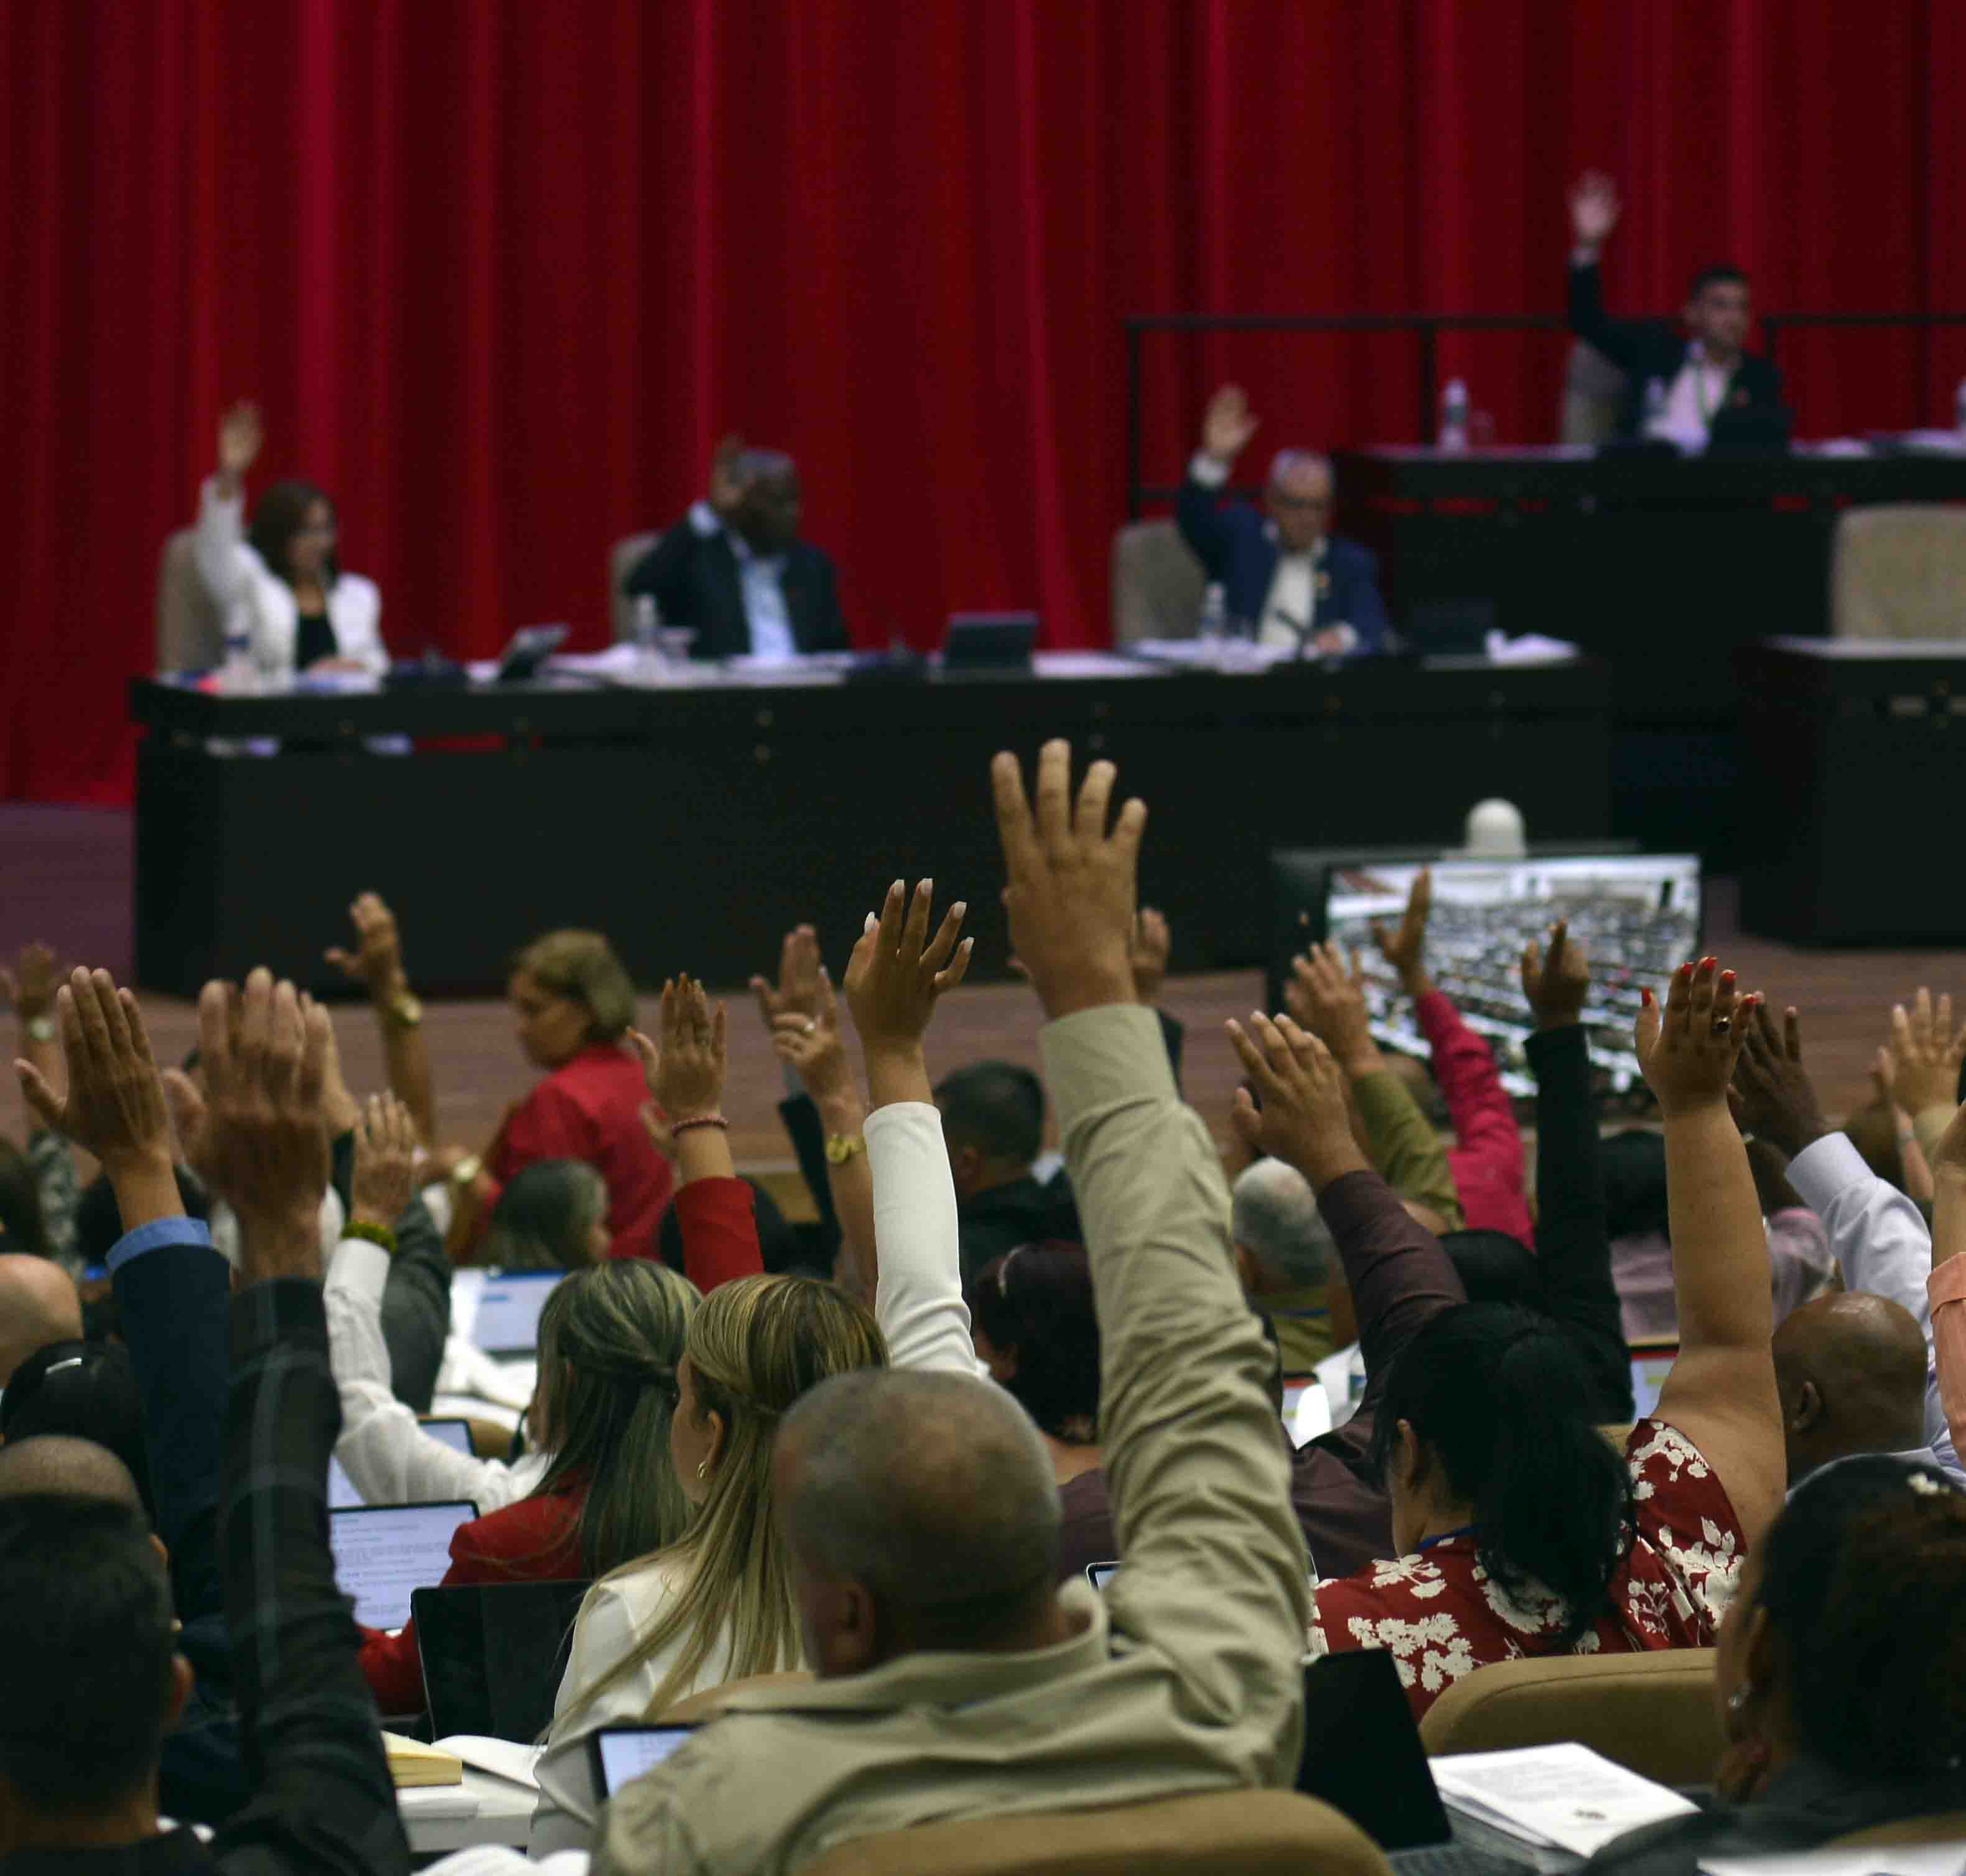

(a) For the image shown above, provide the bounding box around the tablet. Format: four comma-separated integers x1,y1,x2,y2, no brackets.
328,1500,477,1631
588,1724,699,1800
328,1418,475,1508
1085,1562,1119,1592
471,1271,565,1357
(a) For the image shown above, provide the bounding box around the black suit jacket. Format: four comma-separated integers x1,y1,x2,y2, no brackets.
1567,261,1782,438
623,516,849,660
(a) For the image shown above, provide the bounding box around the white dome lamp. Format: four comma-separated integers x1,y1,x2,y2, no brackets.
1459,798,1527,859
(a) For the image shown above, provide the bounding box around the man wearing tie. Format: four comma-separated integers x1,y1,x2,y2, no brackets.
624,434,849,661
1175,386,1391,657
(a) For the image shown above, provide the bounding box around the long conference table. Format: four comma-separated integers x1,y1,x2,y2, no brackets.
130,651,1610,996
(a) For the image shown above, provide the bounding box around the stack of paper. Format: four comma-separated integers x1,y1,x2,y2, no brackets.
437,1736,543,1790
382,1731,465,1790
1430,1743,1697,1860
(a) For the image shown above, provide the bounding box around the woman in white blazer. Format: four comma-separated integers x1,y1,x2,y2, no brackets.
192,401,386,679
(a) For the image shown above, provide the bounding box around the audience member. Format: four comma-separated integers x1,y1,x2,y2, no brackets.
1300,957,1786,1717
1590,1456,1966,1870
190,401,385,679
0,1338,154,1523
1566,173,1781,446
1731,1000,1964,1481
575,741,1309,1876
1177,384,1390,654
623,434,849,662
1232,1156,1337,1376
1893,986,1966,1172
0,1251,82,1388
483,1158,612,1269
8,962,409,1870
1869,1044,1936,1204
934,1057,1081,1278
1921,1101,1966,1459
0,1140,51,1265
1368,869,1535,1245
2,942,78,1271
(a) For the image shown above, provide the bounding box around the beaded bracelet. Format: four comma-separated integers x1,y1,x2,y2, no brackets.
343,1220,398,1254
671,1115,730,1137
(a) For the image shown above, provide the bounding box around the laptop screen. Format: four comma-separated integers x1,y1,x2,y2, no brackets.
471,1272,564,1357
328,1501,477,1631
328,1418,474,1509
1629,1342,1679,1420
590,1725,697,1799
1297,1650,1455,1851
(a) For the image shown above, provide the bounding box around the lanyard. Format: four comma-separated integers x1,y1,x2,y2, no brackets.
1417,1525,1476,1554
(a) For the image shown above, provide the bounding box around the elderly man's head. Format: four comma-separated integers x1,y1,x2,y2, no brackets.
1265,451,1335,555
773,1370,1067,1676
1231,1158,1333,1296
1771,1291,1931,1484
0,1256,82,1392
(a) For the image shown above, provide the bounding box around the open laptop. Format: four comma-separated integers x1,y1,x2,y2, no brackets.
328,1500,477,1632
1628,1339,1679,1421
471,1271,565,1358
493,623,569,684
588,1724,699,1803
1298,1650,1524,1874
328,1417,475,1509
941,612,1037,673
414,1579,592,1741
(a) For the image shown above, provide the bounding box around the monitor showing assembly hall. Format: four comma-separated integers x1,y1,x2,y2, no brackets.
1320,853,1702,1098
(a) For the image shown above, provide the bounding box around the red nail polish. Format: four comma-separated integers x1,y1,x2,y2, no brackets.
1699,955,1717,972
1720,970,1736,988
1641,987,1653,1008
1678,962,1693,980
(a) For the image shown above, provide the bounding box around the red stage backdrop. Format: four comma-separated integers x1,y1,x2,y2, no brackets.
4,0,1963,802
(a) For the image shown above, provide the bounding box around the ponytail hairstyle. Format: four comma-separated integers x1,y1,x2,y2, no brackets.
562,1273,887,1724
529,1260,700,1578
1370,1303,1634,1648
964,1242,1101,1445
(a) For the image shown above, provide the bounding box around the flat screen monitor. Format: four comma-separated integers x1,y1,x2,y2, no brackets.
471,1271,565,1358
1317,853,1702,1099
328,1500,477,1632
328,1418,475,1509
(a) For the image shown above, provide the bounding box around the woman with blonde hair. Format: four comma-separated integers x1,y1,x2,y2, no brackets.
530,1270,887,1849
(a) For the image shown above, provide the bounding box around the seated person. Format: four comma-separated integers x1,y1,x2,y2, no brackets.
934,1059,1081,1279
1591,1456,1966,1870
0,1250,82,1388
484,1158,614,1269
623,434,849,662
1176,384,1390,656
0,1339,154,1524
1232,1157,1337,1378
191,400,386,678
1302,957,1786,1719
1567,172,1781,445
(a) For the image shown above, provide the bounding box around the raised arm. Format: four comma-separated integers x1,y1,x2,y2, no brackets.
192,400,261,608
1519,924,1632,1419
1925,1106,1966,1460
629,975,763,1293
771,970,876,1287
840,876,982,1377
322,893,437,1146
2,942,81,1267
1646,962,1786,1550
1174,386,1260,577
1890,988,1966,1179
1565,173,1648,374
999,742,1307,1786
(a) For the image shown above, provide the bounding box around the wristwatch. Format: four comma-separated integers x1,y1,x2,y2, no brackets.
824,1134,865,1166
449,1154,483,1188
383,988,424,1029
24,1016,55,1044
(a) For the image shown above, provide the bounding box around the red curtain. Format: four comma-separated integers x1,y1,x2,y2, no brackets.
4,0,1962,804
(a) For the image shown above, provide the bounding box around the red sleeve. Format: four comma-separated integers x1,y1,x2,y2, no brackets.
358,1620,427,1717
496,1078,594,1174
672,1176,764,1293
1414,988,1523,1189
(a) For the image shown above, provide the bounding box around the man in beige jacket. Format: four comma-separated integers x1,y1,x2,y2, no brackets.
594,741,1310,1875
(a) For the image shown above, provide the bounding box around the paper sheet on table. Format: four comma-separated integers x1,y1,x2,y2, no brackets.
420,1849,589,1876
438,1737,543,1790
1430,1743,1696,1857
1482,631,1581,664
396,1783,482,1819
1702,1847,1966,1876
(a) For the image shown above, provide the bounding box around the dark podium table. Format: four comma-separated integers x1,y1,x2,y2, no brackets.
130,655,1611,996
1738,637,1966,945
1334,447,1966,860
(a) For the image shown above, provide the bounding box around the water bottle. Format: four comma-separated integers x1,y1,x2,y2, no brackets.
1438,378,1470,453
220,627,256,697
1955,378,1966,438
1196,581,1228,659
1643,376,1669,435
633,593,661,676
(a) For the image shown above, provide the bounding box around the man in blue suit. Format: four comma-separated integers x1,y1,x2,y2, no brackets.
1175,384,1391,657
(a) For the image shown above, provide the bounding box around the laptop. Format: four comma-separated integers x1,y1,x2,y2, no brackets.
1628,1339,1679,1421
1084,1562,1119,1593
588,1724,699,1802
941,612,1038,672
1297,1650,1523,1875
494,623,570,684
1703,406,1792,458
328,1418,475,1509
471,1271,565,1358
414,1579,593,1742
328,1500,477,1632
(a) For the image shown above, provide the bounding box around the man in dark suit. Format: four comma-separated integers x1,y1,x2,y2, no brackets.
624,434,849,661
1567,171,1782,444
1175,386,1391,656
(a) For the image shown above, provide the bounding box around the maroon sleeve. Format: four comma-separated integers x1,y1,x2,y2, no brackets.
672,1176,765,1293
1414,988,1523,1191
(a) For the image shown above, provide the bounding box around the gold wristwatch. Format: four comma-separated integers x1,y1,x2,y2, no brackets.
824,1133,865,1165
450,1154,483,1187
383,987,424,1029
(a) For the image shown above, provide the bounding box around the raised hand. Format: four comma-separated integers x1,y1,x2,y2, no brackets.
750,924,823,1033
843,880,971,1057
628,977,727,1126
1888,988,1966,1117
1226,1011,1367,1191
16,968,172,1180
707,433,756,518
1129,908,1171,1006
351,1092,419,1232
1725,998,1828,1160
324,892,408,1000
216,399,264,491
303,994,362,1137
991,741,1145,1021
1569,171,1621,252
1201,384,1262,465
771,966,855,1109
1369,868,1432,988
1519,919,1590,1031
1634,955,1753,1119
0,942,62,1024
1283,942,1381,1079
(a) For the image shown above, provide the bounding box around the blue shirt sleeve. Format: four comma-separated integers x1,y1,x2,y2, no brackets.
106,1213,213,1273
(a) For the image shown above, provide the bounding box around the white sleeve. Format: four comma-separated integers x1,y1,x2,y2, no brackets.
330,572,388,674
530,1583,660,1855
865,1102,989,1380
192,475,251,610
325,1237,529,1510
1187,451,1230,488
1787,1132,1961,1477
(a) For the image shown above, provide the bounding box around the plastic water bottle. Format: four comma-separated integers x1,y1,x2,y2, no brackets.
219,627,256,696
1955,378,1966,438
1438,378,1470,452
633,593,661,676
1643,376,1669,435
1196,582,1228,662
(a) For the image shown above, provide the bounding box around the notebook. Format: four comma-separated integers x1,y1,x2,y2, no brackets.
470,1272,565,1357
589,1724,699,1801
329,1500,477,1631
329,1418,475,1509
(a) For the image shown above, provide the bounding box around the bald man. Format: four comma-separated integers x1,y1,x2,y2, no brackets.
0,1252,82,1390
1176,384,1391,657
0,1428,144,1505
1772,1290,1937,1487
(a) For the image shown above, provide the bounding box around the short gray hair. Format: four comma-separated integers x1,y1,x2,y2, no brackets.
1268,449,1333,487
1232,1158,1333,1288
